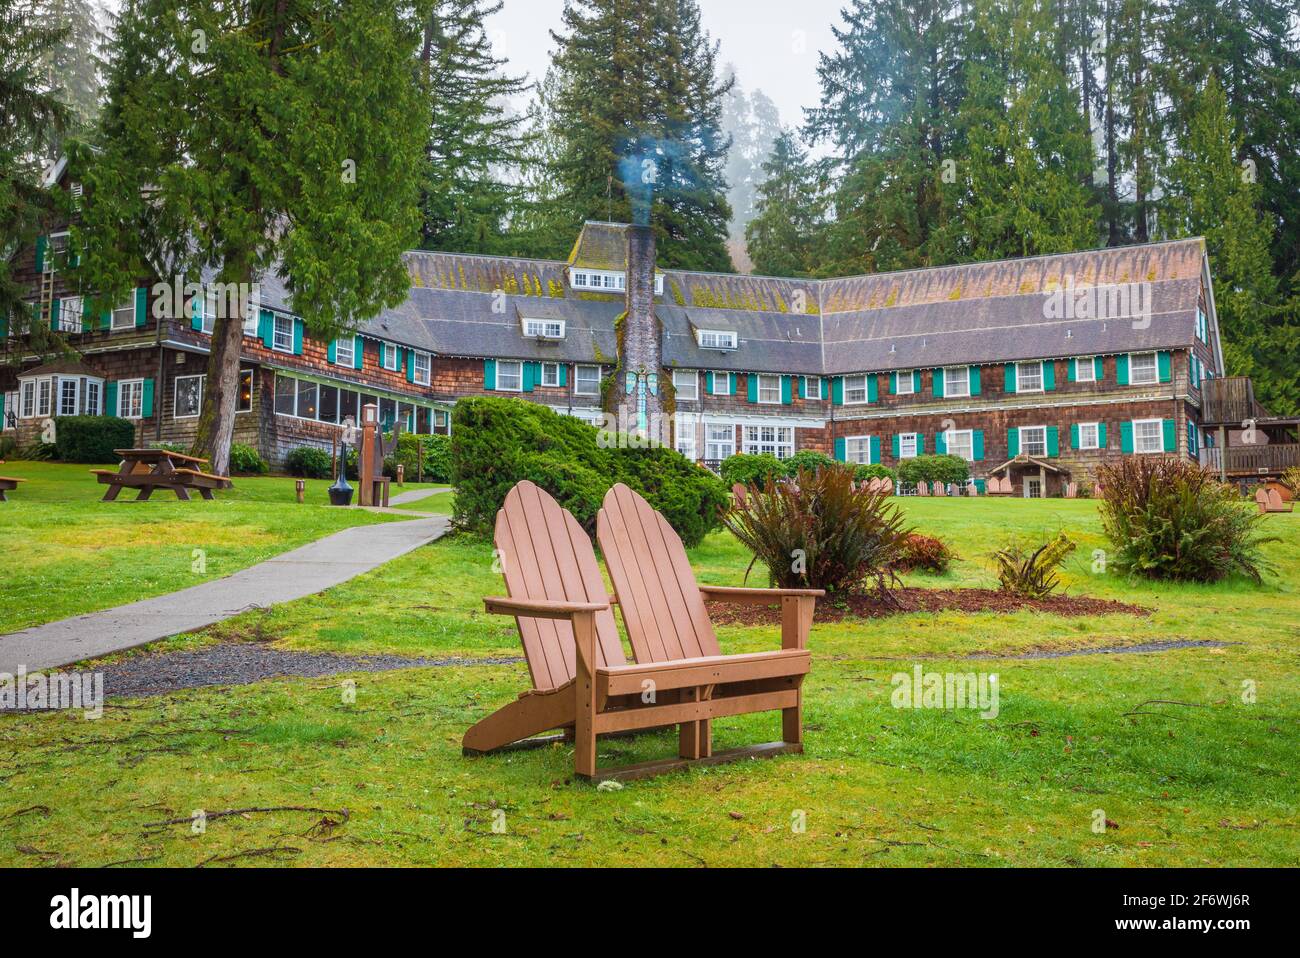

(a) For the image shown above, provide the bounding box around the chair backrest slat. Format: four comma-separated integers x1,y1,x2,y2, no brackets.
495,481,625,690
598,484,720,664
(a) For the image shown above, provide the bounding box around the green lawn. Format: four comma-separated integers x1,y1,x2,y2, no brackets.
0,461,443,634
1,486,1296,867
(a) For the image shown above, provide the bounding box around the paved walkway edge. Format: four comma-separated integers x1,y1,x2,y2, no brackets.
0,515,450,673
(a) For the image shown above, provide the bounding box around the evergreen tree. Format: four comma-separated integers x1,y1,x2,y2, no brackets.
744,130,827,278
418,0,532,255
540,0,733,271
1111,0,1165,242
719,66,781,242
77,0,431,474
31,0,104,136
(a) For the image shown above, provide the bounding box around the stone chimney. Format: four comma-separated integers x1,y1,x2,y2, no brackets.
612,224,663,436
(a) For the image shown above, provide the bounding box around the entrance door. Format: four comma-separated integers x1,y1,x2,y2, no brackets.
1025,477,1043,499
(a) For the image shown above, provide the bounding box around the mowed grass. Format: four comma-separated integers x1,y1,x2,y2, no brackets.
0,461,443,633
0,490,1296,866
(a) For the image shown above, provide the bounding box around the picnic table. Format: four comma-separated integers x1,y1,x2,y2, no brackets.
0,475,24,501
91,449,233,502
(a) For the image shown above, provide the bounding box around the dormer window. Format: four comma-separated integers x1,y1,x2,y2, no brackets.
569,268,664,295
523,318,565,339
697,329,737,350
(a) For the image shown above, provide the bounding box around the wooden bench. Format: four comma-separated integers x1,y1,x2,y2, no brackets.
0,476,25,502
93,449,233,501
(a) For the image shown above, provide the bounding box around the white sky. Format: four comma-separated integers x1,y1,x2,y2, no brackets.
484,0,844,130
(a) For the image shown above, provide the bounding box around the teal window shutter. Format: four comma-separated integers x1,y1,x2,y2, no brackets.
867,374,878,403
558,364,568,387
831,377,844,405
1067,359,1077,382
0,314,7,338
975,479,986,494
870,436,881,464
1121,421,1134,453
1158,351,1172,383
781,375,793,405
797,376,806,399
1098,422,1108,448
259,311,274,349
969,366,981,395
889,372,897,395
728,373,737,395
523,362,538,392
354,335,364,369
1004,364,1017,393
105,382,118,416
833,437,846,461
746,374,758,403
328,339,337,363
1043,361,1056,391
705,371,714,394
292,319,304,355
406,351,417,384
891,434,900,459
1008,427,1020,457
1047,426,1060,457
1162,419,1176,452
1094,356,1104,381
484,359,496,390
141,378,155,418
932,368,944,398
49,297,61,332
35,235,46,273
1117,354,1130,385
916,434,925,454
1070,423,1080,449
935,430,947,455
972,429,985,461
191,296,203,332
100,307,111,331
912,370,922,393
135,287,148,327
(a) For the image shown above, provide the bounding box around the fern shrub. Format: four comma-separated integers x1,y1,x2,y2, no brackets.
991,532,1077,598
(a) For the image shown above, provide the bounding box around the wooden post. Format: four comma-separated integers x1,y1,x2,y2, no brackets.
396,463,404,487
295,479,305,504
1218,426,1228,482
359,403,378,507
417,440,423,484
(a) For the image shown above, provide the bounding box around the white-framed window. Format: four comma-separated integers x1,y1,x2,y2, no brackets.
1129,352,1158,385
111,299,135,330
44,232,69,273
672,369,698,400
697,329,737,350
757,374,782,404
523,318,565,339
412,350,431,386
20,381,35,418
1075,356,1096,383
675,418,697,459
59,296,82,332
379,343,398,371
1134,418,1163,454
174,374,204,419
334,337,355,367
118,379,144,419
574,364,600,396
706,423,735,460
844,374,870,404
570,268,653,292
496,360,523,392
804,376,821,399
845,436,872,465
898,433,919,459
541,362,560,387
743,424,794,459
1020,426,1048,458
85,380,101,416
58,377,79,416
198,292,217,334
242,301,259,337
945,366,972,398
37,378,52,417
272,315,295,353
711,371,730,396
945,429,974,461
1077,422,1100,450
895,370,915,395
1015,362,1043,393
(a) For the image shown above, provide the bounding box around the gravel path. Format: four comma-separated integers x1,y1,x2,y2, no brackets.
864,639,1237,662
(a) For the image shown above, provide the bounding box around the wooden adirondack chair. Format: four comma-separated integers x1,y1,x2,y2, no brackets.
916,481,930,496
1257,488,1293,514
464,481,819,782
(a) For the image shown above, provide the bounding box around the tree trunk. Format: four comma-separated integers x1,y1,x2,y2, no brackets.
191,304,247,476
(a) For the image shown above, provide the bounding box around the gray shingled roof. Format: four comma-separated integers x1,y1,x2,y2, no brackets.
660,305,822,374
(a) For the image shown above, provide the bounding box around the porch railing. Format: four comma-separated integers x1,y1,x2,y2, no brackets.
1200,443,1300,476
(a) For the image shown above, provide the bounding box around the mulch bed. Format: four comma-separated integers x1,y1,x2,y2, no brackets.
707,587,1150,626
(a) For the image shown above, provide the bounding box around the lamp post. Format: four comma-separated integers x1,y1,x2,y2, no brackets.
329,416,358,506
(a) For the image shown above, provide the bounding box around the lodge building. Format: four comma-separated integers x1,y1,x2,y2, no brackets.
4,161,1294,495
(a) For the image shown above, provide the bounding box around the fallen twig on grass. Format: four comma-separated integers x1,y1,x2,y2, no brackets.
0,805,51,823
143,806,351,833
1122,700,1208,720
196,846,302,868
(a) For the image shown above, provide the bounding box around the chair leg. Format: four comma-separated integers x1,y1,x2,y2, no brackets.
573,611,598,778
782,688,803,746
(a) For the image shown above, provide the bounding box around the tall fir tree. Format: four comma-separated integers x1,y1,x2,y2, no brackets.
539,0,733,271
418,0,532,255
31,0,104,137
719,66,781,243
744,130,827,278
1111,0,1165,242
77,0,431,474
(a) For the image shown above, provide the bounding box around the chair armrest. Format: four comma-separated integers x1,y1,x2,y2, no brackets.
698,585,826,604
483,597,609,621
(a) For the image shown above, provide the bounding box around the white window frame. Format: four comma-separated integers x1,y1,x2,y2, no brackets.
174,373,205,420
705,423,735,461
1077,421,1100,450
272,315,295,354
37,378,52,417
742,424,794,460
672,369,698,400
945,366,972,398
756,374,782,405
898,433,919,459
895,370,915,395
334,337,355,367
58,377,79,416
496,360,523,392
697,329,738,350
198,292,217,334
845,435,872,465
945,428,975,462
412,350,431,386
59,295,83,333
844,374,870,405
523,318,565,339
804,376,821,400
1019,426,1048,458
118,379,144,419
574,364,600,397
1075,356,1096,383
1129,352,1158,385
1133,418,1163,454
540,362,561,388
710,371,731,396
378,342,399,371
45,232,69,273
111,299,135,331
85,380,101,416
20,381,35,418
675,418,697,459
1015,362,1043,394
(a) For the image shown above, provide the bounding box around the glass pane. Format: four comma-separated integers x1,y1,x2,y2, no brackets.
319,384,339,423
296,380,318,420
275,376,296,416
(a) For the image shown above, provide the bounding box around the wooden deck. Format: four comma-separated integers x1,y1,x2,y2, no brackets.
1201,444,1300,477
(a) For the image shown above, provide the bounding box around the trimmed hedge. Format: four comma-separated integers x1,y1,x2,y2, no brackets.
853,463,897,482
783,450,836,476
897,454,970,486
720,453,784,490
53,416,135,463
384,433,452,483
285,445,333,480
230,443,269,475
451,397,728,546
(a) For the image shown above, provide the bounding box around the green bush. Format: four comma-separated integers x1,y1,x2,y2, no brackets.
384,433,452,482
1096,457,1274,583
451,397,727,546
853,463,897,482
53,416,135,463
229,443,269,475
891,533,954,574
897,454,969,486
783,450,836,476
720,453,784,490
285,445,333,480
991,532,1077,597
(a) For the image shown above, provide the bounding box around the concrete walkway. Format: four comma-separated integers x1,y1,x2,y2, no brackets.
388,485,450,507
0,514,450,674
